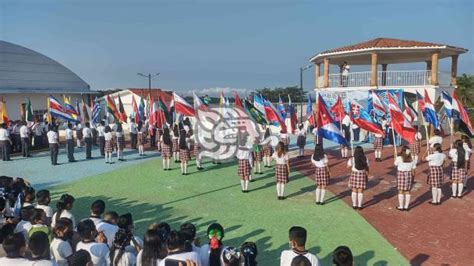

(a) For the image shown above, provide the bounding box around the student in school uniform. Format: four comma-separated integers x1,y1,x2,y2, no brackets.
0,123,12,161
373,129,384,162
236,136,253,193
252,137,263,175
110,231,138,266
341,115,351,159
280,226,320,266
156,128,163,152
116,123,126,161
65,123,76,162
83,122,93,159
347,146,369,209
424,143,446,205
137,121,146,156
97,121,106,156
161,127,173,170
36,190,53,226
394,146,416,211
19,121,31,157
129,118,138,150
172,125,180,162
75,122,83,147
179,129,191,175
311,144,330,205
193,133,204,171
461,135,472,188
410,125,422,165
51,194,76,229
272,141,290,200
428,129,443,153
280,129,290,152
47,125,59,166
76,219,110,266
296,123,307,157
262,128,273,168
449,140,468,198
104,126,115,164
50,218,74,266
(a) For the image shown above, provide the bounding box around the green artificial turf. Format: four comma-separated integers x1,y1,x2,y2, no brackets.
49,159,407,265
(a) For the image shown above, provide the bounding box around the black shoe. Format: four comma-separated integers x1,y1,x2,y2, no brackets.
281,196,286,200
396,206,404,211
352,206,357,209
404,208,409,212
320,202,325,205
428,201,436,205
358,206,363,210
451,196,457,199
250,179,255,183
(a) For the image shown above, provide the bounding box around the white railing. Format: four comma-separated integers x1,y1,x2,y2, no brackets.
317,70,452,88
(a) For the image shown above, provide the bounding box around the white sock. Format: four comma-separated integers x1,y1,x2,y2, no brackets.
167,158,171,169
315,188,321,202
181,163,184,173
320,189,326,203
184,163,187,174
398,194,404,208
452,183,457,196
280,184,285,196
404,194,411,209
276,184,280,196
162,159,166,169
436,188,442,203
457,183,463,197
431,187,437,203
413,155,418,165
351,192,357,207
245,180,249,191
249,174,253,181
241,180,245,191
357,193,364,207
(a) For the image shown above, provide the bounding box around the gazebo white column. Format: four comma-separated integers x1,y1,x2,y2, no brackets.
370,53,378,87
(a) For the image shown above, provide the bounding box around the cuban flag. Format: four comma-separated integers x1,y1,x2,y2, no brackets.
422,90,440,130
441,91,453,119
351,101,384,136
317,95,347,146
370,90,388,114
278,95,287,119
173,92,195,117
264,99,287,131
306,95,315,125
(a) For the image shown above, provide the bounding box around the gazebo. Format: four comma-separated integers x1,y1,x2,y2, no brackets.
310,38,468,98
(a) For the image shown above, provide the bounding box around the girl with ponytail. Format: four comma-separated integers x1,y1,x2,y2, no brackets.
110,230,137,266
51,194,75,228
449,140,468,198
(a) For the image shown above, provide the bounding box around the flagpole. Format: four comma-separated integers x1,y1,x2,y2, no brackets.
391,117,398,162
314,92,319,145
449,117,454,149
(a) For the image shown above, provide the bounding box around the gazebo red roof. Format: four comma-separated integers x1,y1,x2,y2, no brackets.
128,88,173,101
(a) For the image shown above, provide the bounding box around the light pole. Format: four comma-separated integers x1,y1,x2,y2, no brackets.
137,73,160,97
299,64,313,121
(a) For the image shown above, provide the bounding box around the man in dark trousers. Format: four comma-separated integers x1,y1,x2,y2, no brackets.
19,121,31,157
47,124,59,165
65,122,76,162
83,122,93,159
129,118,138,149
0,123,12,161
97,121,106,156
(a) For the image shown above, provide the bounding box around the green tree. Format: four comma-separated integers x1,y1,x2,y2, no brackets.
254,86,307,103
456,74,474,107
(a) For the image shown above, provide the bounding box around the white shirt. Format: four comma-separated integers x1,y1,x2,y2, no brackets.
347,158,369,172
463,143,472,157
137,250,162,266
160,251,201,266
342,115,351,126
394,156,416,171
96,221,119,248
28,259,53,266
97,125,105,137
82,127,92,138
65,128,74,140
104,132,113,141
280,250,320,266
33,123,44,136
428,136,443,147
36,204,53,218
130,123,138,134
342,65,350,76
20,125,29,138
272,152,289,165
311,155,328,168
51,210,75,229
426,152,446,166
0,257,33,266
0,128,10,141
116,131,124,138
112,250,137,266
448,148,469,163
374,133,383,138
415,132,422,140
47,131,58,144
50,238,73,266
236,149,252,160
296,129,306,137
76,241,110,266
280,133,289,140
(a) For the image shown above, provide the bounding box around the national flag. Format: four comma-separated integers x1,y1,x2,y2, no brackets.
351,101,385,136
306,95,315,125
148,98,157,130
388,94,416,143
81,99,90,123
253,94,266,116
317,95,347,146
278,95,287,119
173,92,195,116
219,91,226,107
131,95,140,122
233,91,243,108
48,96,80,122
421,90,440,130
369,90,388,114
106,95,120,121
0,98,9,126
63,97,79,121
117,95,127,122
25,98,34,123
243,99,267,125
225,97,230,107
288,95,298,134
331,96,345,122
441,91,453,119
139,96,145,121
452,91,474,135
76,100,82,123
92,97,101,124
193,92,209,111
403,98,418,123
264,99,287,131
158,96,172,124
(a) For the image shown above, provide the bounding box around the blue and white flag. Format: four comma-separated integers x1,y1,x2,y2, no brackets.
441,91,453,119
92,98,102,124
317,95,347,146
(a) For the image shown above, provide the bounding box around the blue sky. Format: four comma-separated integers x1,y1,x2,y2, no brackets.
1,0,473,95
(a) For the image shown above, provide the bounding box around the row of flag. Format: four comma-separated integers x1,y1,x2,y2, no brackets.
47,95,101,125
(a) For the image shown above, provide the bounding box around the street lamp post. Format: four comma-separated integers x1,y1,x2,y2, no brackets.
299,64,313,121
137,73,160,98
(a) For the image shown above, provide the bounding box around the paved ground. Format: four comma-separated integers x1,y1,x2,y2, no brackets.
293,142,473,266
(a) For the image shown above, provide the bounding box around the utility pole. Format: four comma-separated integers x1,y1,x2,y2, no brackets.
299,64,313,121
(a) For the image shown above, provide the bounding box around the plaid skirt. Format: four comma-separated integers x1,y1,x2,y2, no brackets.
373,137,383,150
179,148,191,162
105,139,115,153
193,142,200,156
315,166,329,186
138,133,146,145
297,135,306,148
172,138,179,152
161,143,172,157
428,166,444,188
263,144,273,157
275,164,289,183
253,150,263,162
349,171,368,189
117,136,125,151
451,165,466,182
238,159,251,178
410,140,421,155
397,171,413,191
281,137,289,146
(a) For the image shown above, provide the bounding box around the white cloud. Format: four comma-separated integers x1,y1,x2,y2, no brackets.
176,87,254,97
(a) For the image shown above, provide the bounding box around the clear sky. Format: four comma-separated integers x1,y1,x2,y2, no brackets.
1,0,473,95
